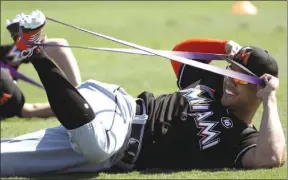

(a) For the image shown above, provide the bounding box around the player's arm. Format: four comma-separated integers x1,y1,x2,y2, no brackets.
242,74,286,168
21,103,54,118
1,68,54,119
42,38,82,87
170,38,228,89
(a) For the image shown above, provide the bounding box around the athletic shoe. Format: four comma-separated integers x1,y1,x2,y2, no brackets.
6,10,46,60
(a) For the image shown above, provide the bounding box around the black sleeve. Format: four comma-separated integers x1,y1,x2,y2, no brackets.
232,127,259,168
178,64,224,101
0,68,25,119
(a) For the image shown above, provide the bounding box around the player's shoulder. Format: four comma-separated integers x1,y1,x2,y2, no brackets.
222,111,259,134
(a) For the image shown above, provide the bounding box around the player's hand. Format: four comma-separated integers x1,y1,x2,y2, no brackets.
256,74,279,100
225,40,242,59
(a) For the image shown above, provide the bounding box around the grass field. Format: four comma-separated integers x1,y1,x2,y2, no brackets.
1,1,287,179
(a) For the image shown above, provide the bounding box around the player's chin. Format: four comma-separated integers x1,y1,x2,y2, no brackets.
221,93,239,108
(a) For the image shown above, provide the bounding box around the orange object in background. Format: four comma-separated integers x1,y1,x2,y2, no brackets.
232,1,258,15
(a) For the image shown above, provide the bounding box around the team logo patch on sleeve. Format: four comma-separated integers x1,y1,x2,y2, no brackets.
221,117,233,128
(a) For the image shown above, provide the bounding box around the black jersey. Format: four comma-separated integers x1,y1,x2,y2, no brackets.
0,68,25,120
0,44,25,119
135,64,259,169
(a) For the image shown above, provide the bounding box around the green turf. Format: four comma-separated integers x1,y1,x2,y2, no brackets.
1,1,287,179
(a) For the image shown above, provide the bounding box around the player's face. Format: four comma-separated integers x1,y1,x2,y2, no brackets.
221,65,258,109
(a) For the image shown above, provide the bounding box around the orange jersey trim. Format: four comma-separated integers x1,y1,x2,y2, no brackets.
170,38,228,77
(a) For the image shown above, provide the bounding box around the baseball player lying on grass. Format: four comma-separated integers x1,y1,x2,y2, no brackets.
1,11,286,177
0,16,82,120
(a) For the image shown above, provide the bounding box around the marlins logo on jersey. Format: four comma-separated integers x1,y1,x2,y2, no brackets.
180,85,215,112
193,111,221,150
180,85,221,150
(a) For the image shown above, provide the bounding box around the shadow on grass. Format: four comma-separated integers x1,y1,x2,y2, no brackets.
28,167,137,180
137,167,249,175
140,168,220,174
26,167,251,179
29,172,100,180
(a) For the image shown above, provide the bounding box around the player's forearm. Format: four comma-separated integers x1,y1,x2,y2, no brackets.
255,93,286,167
21,103,54,118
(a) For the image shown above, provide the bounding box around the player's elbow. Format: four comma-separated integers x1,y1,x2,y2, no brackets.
255,149,286,168
266,157,285,168
266,155,286,168
243,145,286,169
276,147,287,167
21,104,34,118
267,144,287,168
